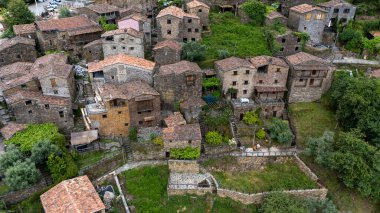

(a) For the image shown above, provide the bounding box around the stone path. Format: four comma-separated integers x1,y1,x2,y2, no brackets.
333,57,380,66
113,160,166,175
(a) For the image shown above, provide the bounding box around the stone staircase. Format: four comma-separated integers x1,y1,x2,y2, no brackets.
199,115,206,154
0,103,11,126
230,116,241,147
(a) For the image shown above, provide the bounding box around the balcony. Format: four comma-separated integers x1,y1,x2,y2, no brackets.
256,99,285,106
231,99,257,108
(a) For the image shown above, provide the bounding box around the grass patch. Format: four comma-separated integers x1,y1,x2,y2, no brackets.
211,196,258,213
210,161,318,193
200,12,271,67
0,183,10,195
288,102,337,148
75,151,104,169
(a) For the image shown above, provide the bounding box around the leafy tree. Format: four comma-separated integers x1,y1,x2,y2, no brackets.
243,111,261,126
59,7,72,18
218,49,230,59
47,153,78,183
268,118,294,144
305,131,334,166
206,131,223,145
260,193,308,213
256,129,266,140
30,140,60,165
202,77,221,91
170,147,200,160
4,159,40,190
338,28,363,53
362,37,380,55
181,41,206,62
305,198,338,213
241,0,266,26
0,144,24,175
99,16,117,31
128,127,138,142
3,0,35,35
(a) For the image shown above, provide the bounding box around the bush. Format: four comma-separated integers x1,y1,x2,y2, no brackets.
3,0,35,34
218,49,230,59
243,111,261,126
170,147,200,160
152,137,163,146
4,159,40,190
256,129,266,140
58,7,71,18
30,140,60,165
128,127,138,142
260,193,308,213
202,77,221,91
241,0,266,26
182,41,206,62
99,16,117,31
206,131,223,145
305,131,334,166
0,144,24,175
268,118,294,144
150,133,158,141
47,153,78,183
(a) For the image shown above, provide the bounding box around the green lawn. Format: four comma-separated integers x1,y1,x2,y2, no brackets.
0,183,10,196
200,12,271,68
208,161,318,193
75,150,121,169
121,165,258,213
288,102,337,148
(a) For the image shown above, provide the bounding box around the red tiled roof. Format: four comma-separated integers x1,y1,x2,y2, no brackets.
35,15,101,33
163,123,202,141
13,23,36,35
157,6,199,19
0,36,35,52
285,52,325,65
290,4,327,13
40,175,105,213
164,112,186,127
153,39,182,51
249,56,289,68
84,3,120,14
186,0,209,9
101,27,144,39
157,60,201,75
0,122,26,140
88,54,155,72
215,57,254,72
5,90,71,106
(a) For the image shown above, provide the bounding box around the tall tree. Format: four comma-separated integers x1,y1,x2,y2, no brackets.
3,0,35,32
4,159,40,190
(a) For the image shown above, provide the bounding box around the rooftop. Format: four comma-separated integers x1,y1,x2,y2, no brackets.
157,6,199,19
215,56,254,72
249,56,289,68
5,90,72,106
265,11,287,20
83,39,103,48
157,60,202,75
186,0,209,9
285,52,326,65
163,123,202,141
88,54,155,72
290,4,327,14
40,175,105,213
71,130,98,146
13,23,36,35
153,40,182,51
101,27,144,39
0,62,33,80
164,112,186,127
84,3,120,14
180,96,206,109
0,36,35,52
35,15,102,34
0,122,26,140
318,0,354,8
119,13,148,22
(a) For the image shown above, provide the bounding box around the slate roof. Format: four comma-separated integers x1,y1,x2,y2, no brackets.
88,54,155,72
157,6,199,19
0,62,33,79
215,57,254,72
98,80,159,101
265,11,287,20
119,13,148,22
13,23,36,35
5,90,71,106
318,0,354,8
0,122,26,140
84,3,120,14
101,28,144,39
40,175,105,213
290,4,327,13
153,40,182,51
0,36,35,52
83,39,103,48
164,112,186,127
249,56,289,68
285,52,325,65
163,123,202,141
186,0,209,9
157,60,201,75
35,15,102,34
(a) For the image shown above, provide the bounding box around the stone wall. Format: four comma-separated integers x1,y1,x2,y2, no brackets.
204,144,236,155
167,187,213,196
102,33,144,58
293,155,318,181
153,47,181,65
0,181,47,205
0,42,37,67
131,142,166,161
168,160,199,173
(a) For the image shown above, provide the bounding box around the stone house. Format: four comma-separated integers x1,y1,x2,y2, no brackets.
249,56,289,118
83,80,160,136
275,30,302,56
152,40,182,65
156,6,202,42
163,123,201,156
103,0,157,18
186,0,210,31
83,39,103,62
317,0,356,28
33,15,102,55
77,3,121,24
285,52,335,103
0,62,32,83
288,4,328,44
13,23,37,40
88,54,156,85
101,28,145,58
265,11,288,26
154,60,202,109
279,0,313,16
40,175,106,213
117,13,152,46
215,57,256,100
164,111,186,127
180,96,205,123
0,36,37,67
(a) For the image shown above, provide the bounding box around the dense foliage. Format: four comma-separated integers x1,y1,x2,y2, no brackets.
4,159,40,190
204,108,232,128
206,131,223,145
59,7,72,18
128,127,138,142
305,131,334,166
181,41,206,62
0,144,24,175
202,77,221,91
241,0,266,26
5,123,65,152
170,147,200,160
268,118,294,144
2,0,35,38
256,129,266,140
47,153,78,183
30,140,60,165
243,111,261,126
99,16,117,31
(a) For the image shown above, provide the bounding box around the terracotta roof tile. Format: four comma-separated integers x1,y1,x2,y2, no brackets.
0,122,26,140
101,27,144,39
215,57,254,72
119,13,148,23
186,0,209,9
0,62,33,80
370,31,380,37
164,112,186,127
369,69,380,78
153,39,182,51
285,52,325,65
0,36,35,52
5,90,71,106
67,26,102,36
84,3,120,13
35,15,101,33
249,56,289,68
157,60,201,75
13,23,36,35
163,123,201,141
157,6,199,19
265,11,287,20
290,4,327,13
318,0,353,8
40,175,105,213
88,54,155,72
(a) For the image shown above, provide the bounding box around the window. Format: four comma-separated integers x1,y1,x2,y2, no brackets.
122,47,126,49
167,30,171,35
45,104,50,109
295,47,299,51
191,38,195,41
21,84,27,89
130,39,134,42
102,114,107,118
50,78,57,87
195,28,199,33
232,81,237,86
188,19,192,23
334,8,339,13
17,55,21,59
139,121,143,124
276,68,281,72
188,140,192,144
28,110,32,114
243,90,247,94
111,76,115,79
244,80,249,85
57,111,64,118
112,46,116,49
312,70,317,75
257,65,268,74
316,13,324,20
280,47,284,52
183,38,188,42
233,71,238,75
274,80,278,84
129,47,134,51
53,90,58,94
125,123,129,126
167,19,171,24
343,9,350,13
282,38,286,43
245,70,250,74
306,13,311,21
186,75,195,86
120,38,125,42
259,80,263,84
188,28,192,32
297,38,301,43
137,100,153,112
299,79,304,82
25,100,32,105
198,9,202,12
0,59,3,62
309,79,314,85
118,111,122,114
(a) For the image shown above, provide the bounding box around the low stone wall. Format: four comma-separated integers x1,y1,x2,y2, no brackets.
0,181,47,205
234,156,293,171
168,160,199,173
167,188,213,196
294,155,318,181
204,144,236,155
131,143,166,161
217,188,328,205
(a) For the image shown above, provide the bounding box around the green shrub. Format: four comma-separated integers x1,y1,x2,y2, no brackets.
243,111,261,126
182,41,206,61
150,133,158,141
58,7,71,18
218,49,230,59
268,118,294,144
241,0,266,26
128,127,138,142
152,137,163,146
47,153,78,183
256,129,266,140
206,131,223,145
170,147,200,160
30,140,60,165
202,77,221,91
99,16,117,31
0,144,24,175
4,159,40,190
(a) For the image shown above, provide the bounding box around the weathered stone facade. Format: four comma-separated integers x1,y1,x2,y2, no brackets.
163,123,202,154
275,31,302,57
285,52,335,103
156,6,202,42
288,4,328,44
186,0,210,30
117,13,152,46
77,4,121,24
318,0,356,27
154,61,202,109
0,37,37,67
101,28,144,58
83,39,103,62
152,40,182,65
103,0,157,18
13,23,37,40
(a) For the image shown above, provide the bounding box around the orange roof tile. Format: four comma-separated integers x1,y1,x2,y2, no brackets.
163,123,202,141
164,112,186,127
0,122,26,140
13,23,36,35
215,56,254,72
88,54,155,72
290,4,327,13
186,0,209,9
153,39,182,51
157,6,199,19
249,56,289,68
157,60,201,75
35,15,101,33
